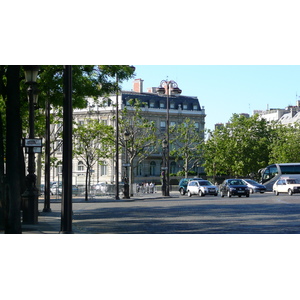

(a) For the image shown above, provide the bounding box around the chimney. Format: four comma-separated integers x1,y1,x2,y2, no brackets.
133,79,143,93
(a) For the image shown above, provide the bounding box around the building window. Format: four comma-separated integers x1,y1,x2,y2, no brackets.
195,122,199,129
170,121,176,127
100,161,107,176
160,121,166,129
160,102,165,108
137,163,142,176
56,140,63,153
150,101,155,108
150,161,156,176
78,161,85,171
56,165,62,176
193,104,198,110
170,102,175,109
170,161,176,174
183,104,188,110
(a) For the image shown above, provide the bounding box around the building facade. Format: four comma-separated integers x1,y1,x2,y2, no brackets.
256,100,300,125
48,79,206,187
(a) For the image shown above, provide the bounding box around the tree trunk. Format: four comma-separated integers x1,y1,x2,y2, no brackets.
85,167,89,201
0,112,5,230
129,157,134,196
5,65,22,234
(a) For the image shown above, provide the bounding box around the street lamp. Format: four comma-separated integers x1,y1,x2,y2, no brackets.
123,130,130,199
115,65,135,200
157,80,182,196
22,65,40,224
161,138,168,196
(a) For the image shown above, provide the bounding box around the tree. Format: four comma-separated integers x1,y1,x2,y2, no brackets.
73,118,114,201
169,118,204,178
32,65,135,197
268,122,300,163
203,114,271,179
118,98,157,195
0,65,135,232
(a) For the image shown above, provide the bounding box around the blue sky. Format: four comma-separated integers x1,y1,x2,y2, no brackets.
120,65,300,131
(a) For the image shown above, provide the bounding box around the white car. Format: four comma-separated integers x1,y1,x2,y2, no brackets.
187,180,218,197
273,178,300,196
92,182,108,194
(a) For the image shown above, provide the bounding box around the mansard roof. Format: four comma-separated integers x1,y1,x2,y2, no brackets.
121,91,202,111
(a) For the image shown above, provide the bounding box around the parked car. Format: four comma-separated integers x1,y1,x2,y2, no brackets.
242,179,266,194
91,182,108,194
273,177,300,196
178,177,202,195
187,179,218,197
50,184,80,196
50,183,62,195
72,185,80,196
219,179,250,198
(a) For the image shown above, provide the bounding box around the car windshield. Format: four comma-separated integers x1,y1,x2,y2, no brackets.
229,180,244,185
197,180,213,186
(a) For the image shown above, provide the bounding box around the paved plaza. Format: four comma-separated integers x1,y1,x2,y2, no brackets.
14,191,300,234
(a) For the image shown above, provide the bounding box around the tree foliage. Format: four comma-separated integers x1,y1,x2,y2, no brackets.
268,123,300,163
118,98,157,192
169,118,204,178
203,114,272,178
73,118,114,201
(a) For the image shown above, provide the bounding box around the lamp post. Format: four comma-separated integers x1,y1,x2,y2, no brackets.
22,65,40,224
115,73,120,200
157,80,182,196
161,138,168,196
114,66,135,200
123,130,130,199
43,94,51,212
60,65,73,233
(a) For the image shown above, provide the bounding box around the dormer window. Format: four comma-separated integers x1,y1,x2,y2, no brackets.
183,104,188,110
170,102,175,109
193,104,198,110
160,102,165,108
150,101,155,108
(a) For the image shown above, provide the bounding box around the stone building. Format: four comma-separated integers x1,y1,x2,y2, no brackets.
49,79,206,187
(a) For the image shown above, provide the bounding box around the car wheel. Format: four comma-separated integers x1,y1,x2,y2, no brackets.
274,190,279,196
214,193,218,196
198,190,203,197
246,194,250,197
227,191,231,198
250,188,254,194
220,191,224,198
288,189,293,196
180,188,185,196
187,190,192,197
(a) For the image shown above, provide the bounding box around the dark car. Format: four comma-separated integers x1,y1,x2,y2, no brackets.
219,179,250,198
242,179,266,194
178,177,202,195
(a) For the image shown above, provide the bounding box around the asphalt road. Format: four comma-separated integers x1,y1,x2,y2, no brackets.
67,192,300,234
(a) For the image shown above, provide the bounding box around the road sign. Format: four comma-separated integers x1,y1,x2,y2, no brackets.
23,138,42,147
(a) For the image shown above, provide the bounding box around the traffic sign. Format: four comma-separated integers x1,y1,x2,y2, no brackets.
23,138,42,147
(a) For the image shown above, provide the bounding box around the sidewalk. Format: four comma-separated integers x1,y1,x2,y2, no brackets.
20,191,178,234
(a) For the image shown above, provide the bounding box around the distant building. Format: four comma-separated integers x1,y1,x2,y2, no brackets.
257,100,300,125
